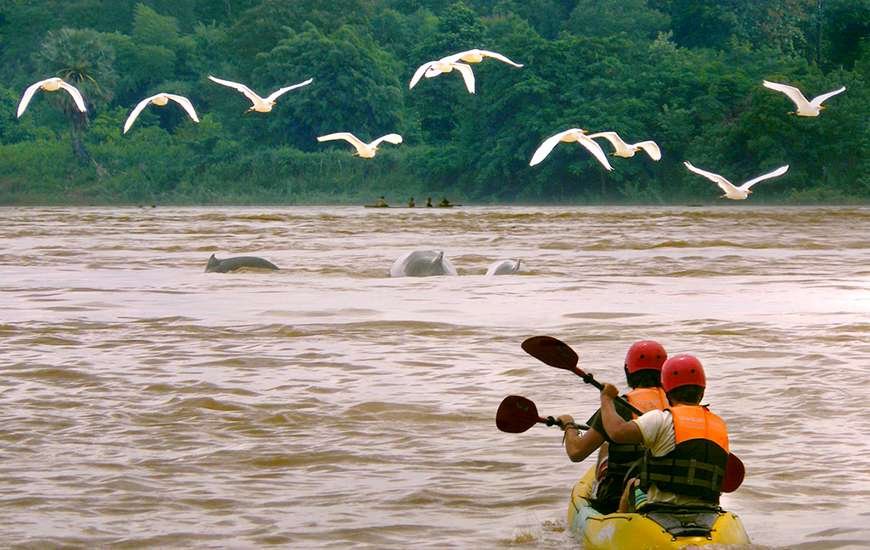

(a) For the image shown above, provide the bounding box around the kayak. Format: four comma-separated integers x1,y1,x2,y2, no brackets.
567,468,751,549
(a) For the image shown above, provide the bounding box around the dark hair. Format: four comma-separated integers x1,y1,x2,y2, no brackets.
625,368,661,388
666,385,705,404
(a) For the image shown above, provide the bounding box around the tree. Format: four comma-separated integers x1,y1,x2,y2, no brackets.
821,0,870,69
35,27,117,163
566,0,669,40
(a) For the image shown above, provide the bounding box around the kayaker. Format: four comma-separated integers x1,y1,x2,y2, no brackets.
375,196,388,207
408,197,415,208
599,354,729,511
557,341,668,514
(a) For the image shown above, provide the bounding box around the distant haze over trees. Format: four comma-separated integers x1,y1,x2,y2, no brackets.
0,0,866,204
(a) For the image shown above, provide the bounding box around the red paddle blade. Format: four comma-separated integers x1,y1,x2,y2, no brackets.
521,336,579,370
496,395,540,433
722,453,745,493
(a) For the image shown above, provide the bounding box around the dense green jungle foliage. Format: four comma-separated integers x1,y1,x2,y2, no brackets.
0,0,867,204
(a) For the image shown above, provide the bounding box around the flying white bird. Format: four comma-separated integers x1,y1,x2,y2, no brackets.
17,77,87,118
207,75,313,112
411,49,522,94
529,128,613,171
485,258,521,276
586,131,661,161
316,132,403,158
123,93,200,134
410,60,476,93
762,80,846,117
684,161,789,200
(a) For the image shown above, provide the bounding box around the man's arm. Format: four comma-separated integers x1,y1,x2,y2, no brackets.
600,383,644,444
557,414,606,462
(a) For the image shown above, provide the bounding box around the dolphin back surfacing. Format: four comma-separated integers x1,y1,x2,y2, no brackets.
205,254,279,273
390,250,458,277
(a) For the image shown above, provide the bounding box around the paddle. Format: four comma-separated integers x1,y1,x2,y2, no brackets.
520,335,745,493
496,395,589,434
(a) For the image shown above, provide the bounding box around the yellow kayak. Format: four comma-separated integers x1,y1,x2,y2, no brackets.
567,468,751,549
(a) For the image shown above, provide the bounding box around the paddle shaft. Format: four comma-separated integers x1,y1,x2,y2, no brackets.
541,415,589,430
568,366,644,417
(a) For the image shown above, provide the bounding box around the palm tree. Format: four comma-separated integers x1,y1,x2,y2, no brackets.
35,28,117,163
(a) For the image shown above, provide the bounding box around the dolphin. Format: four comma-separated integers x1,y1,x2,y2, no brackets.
205,254,279,273
390,250,458,277
485,258,521,276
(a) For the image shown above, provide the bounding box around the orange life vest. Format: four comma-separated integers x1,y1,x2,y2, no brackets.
639,405,729,502
626,387,669,418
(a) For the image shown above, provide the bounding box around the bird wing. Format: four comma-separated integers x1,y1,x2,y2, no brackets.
370,133,403,147
410,61,435,89
123,95,157,133
16,80,46,118
739,165,789,191
530,130,574,166
452,62,476,94
318,132,367,151
634,140,662,161
57,80,87,113
810,86,846,108
478,49,523,67
586,131,628,154
684,161,738,194
442,49,523,67
208,75,261,104
577,135,614,171
763,80,810,109
265,78,314,103
165,94,200,123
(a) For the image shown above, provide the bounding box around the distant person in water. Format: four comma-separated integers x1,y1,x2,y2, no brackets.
438,197,452,207
408,197,415,208
426,197,433,207
375,196,388,207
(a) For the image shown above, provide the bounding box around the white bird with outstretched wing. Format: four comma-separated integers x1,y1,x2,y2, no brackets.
586,131,661,161
317,132,403,158
17,77,87,117
684,162,789,200
208,75,313,112
762,80,845,116
530,128,613,171
123,93,200,134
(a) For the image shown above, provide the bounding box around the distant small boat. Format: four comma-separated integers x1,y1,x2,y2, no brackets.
363,204,462,208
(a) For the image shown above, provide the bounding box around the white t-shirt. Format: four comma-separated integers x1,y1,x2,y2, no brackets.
632,409,710,507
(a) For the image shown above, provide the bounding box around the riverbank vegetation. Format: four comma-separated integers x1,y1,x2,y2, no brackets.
0,0,866,205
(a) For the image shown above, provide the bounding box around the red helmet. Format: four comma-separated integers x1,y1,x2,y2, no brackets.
661,354,706,392
624,340,668,374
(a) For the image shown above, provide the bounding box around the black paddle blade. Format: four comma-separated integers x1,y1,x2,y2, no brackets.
521,336,579,370
496,395,539,433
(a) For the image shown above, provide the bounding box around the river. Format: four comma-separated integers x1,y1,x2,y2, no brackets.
1,205,868,548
